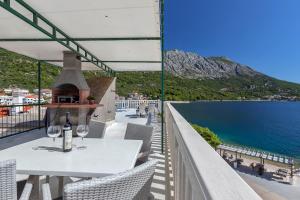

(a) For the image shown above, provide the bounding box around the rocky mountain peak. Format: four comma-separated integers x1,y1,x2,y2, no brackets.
165,50,261,79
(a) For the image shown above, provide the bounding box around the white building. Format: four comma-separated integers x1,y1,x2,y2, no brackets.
3,88,12,94
10,88,29,105
12,88,29,98
0,96,13,105
23,97,45,104
33,88,52,98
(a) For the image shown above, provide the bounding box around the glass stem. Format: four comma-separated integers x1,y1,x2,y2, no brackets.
82,137,84,141
53,138,55,142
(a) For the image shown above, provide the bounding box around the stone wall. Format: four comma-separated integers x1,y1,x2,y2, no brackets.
87,77,116,122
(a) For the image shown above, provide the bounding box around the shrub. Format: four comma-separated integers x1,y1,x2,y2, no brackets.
87,95,96,101
192,124,221,148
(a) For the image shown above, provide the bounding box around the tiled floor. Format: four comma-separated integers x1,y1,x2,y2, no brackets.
5,109,171,199
148,112,174,200
106,109,170,200
149,120,167,200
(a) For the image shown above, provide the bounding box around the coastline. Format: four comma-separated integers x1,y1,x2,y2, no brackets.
223,151,296,184
193,99,300,102
197,99,273,102
219,142,299,167
173,101,300,165
224,150,300,200
225,151,292,170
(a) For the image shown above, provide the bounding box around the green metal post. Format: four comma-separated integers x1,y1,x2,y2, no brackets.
52,27,56,38
38,61,41,128
160,0,165,154
3,0,10,6
33,13,38,25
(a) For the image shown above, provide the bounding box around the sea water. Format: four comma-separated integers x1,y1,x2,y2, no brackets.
173,101,300,159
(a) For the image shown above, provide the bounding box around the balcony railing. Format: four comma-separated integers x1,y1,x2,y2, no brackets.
0,100,160,139
0,104,46,138
115,100,160,110
165,102,262,200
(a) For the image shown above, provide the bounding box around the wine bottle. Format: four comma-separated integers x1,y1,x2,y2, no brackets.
63,112,72,152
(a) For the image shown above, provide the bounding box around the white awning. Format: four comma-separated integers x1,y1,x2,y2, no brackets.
0,0,162,72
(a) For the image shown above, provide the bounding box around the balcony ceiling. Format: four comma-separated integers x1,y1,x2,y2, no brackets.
0,0,162,72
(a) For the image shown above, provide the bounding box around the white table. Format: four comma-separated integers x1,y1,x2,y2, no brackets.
0,137,142,177
0,137,142,199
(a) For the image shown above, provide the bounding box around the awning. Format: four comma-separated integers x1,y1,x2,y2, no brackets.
0,0,162,72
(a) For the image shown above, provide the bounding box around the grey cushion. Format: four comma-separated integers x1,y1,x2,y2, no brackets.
125,123,153,161
87,120,106,138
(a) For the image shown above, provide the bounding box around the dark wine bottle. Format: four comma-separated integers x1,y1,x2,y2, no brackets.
63,112,72,152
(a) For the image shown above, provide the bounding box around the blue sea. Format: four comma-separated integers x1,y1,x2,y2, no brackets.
173,101,300,159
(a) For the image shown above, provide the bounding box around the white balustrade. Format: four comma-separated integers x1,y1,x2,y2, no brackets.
165,102,261,200
115,100,160,111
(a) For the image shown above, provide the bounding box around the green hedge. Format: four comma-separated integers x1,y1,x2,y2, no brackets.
192,124,221,148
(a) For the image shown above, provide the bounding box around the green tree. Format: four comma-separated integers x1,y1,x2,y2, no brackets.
192,124,222,148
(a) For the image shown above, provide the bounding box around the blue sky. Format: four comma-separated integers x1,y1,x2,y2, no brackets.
165,0,300,83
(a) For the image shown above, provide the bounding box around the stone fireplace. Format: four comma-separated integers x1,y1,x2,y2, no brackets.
52,51,90,104
47,51,93,130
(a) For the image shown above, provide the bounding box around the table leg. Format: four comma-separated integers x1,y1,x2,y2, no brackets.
58,176,65,196
46,175,50,183
28,175,40,200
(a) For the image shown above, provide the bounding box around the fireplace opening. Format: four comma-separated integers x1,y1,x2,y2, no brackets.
53,84,79,103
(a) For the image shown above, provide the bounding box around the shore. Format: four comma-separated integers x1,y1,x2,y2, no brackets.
192,99,300,102
239,171,300,200
223,152,300,199
224,152,294,182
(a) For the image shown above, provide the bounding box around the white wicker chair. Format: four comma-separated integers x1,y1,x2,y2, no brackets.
0,159,33,200
138,103,147,117
42,159,158,200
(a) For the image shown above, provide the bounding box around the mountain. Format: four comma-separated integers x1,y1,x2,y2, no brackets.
119,50,300,101
165,49,261,79
1,47,300,101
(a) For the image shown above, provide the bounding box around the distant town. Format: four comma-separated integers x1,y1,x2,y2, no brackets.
0,87,150,106
0,88,51,106
237,95,300,101
0,86,297,110
116,92,151,101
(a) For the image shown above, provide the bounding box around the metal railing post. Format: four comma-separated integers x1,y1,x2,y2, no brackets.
38,61,41,128
160,0,165,154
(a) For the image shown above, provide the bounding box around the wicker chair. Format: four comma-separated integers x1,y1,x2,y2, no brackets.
125,123,154,164
138,103,147,117
0,160,33,200
42,159,158,200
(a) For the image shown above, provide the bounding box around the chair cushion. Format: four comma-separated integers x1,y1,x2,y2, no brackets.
125,123,153,153
87,120,106,138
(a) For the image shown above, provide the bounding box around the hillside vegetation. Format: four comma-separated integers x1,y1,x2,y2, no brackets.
1,48,300,101
116,72,300,100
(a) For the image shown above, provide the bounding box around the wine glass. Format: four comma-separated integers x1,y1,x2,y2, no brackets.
47,125,61,142
76,125,89,150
